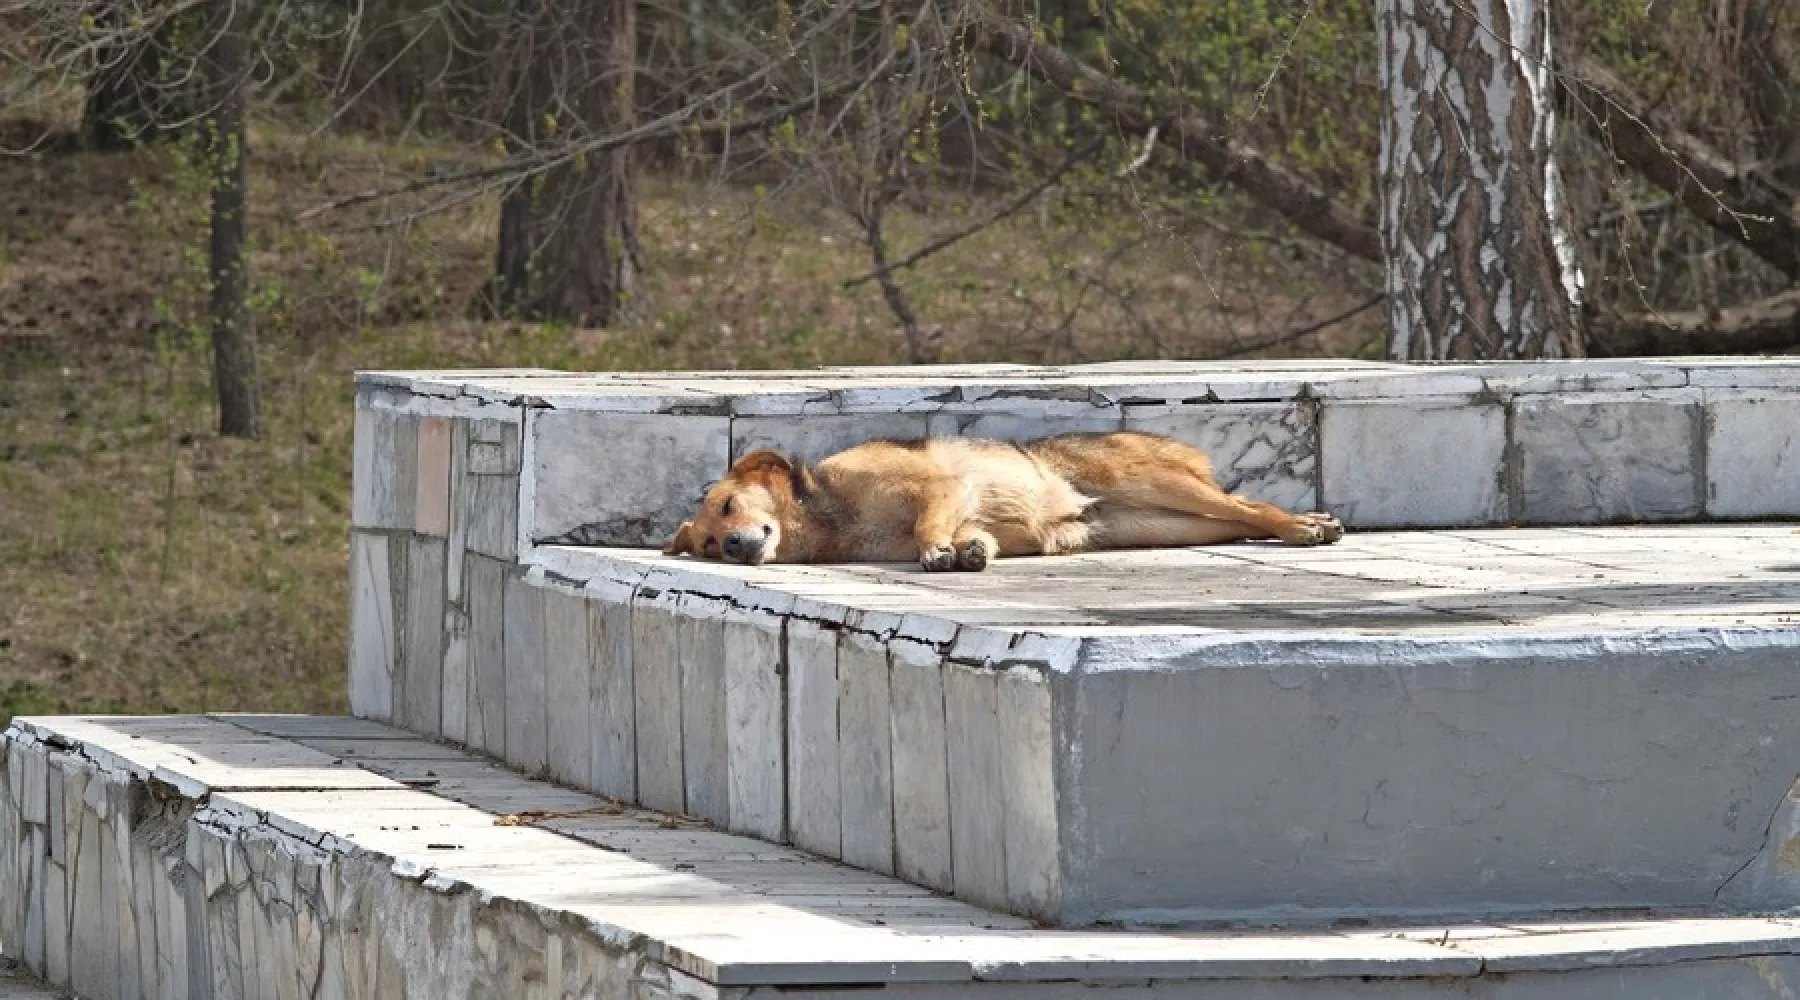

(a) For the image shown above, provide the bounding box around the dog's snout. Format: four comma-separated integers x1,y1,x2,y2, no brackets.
721,524,773,563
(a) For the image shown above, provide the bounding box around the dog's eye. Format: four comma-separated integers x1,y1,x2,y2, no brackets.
720,497,734,516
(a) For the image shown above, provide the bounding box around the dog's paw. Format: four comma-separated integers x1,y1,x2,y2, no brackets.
919,544,958,572
1283,512,1345,546
955,536,991,572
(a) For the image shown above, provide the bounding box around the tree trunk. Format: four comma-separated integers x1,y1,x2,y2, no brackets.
1375,0,1584,359
205,0,259,439
493,0,640,326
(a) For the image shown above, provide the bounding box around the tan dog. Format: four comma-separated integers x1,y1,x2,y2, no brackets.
663,431,1343,571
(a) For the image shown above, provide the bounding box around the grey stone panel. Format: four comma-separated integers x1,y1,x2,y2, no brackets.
786,618,842,858
530,410,731,547
397,536,447,735
1320,397,1508,527
678,596,731,826
722,608,785,843
542,587,594,790
1512,391,1703,524
1125,402,1320,513
588,583,638,802
837,631,895,876
1055,634,1800,926
631,588,687,815
731,414,932,464
1704,390,1800,518
350,403,418,531
502,572,549,774
347,530,397,722
464,554,508,757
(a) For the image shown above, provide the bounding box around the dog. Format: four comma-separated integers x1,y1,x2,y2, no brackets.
663,431,1344,571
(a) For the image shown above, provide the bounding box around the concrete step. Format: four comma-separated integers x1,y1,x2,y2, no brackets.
355,514,1800,926
8,714,1800,999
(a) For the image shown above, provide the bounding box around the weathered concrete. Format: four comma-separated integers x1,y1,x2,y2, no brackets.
13,714,1800,1000
356,358,1800,547
339,362,1800,929
359,520,1800,926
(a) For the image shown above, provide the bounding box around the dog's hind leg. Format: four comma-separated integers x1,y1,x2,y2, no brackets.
1087,508,1272,549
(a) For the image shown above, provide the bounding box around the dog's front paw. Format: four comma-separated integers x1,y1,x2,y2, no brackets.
955,536,991,571
920,544,957,572
1283,512,1345,546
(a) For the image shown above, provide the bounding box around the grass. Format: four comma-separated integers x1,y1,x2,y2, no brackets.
0,116,1378,727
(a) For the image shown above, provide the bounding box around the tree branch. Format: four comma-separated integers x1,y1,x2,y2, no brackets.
1208,292,1385,359
1562,55,1800,280
967,2,1381,263
840,135,1105,289
1589,287,1800,356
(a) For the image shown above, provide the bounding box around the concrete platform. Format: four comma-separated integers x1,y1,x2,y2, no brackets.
348,518,1800,926
12,713,1800,999
558,521,1800,634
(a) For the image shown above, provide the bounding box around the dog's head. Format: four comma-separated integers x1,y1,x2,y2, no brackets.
663,449,804,565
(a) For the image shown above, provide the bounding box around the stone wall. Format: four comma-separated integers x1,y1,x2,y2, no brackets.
347,359,1800,927
359,359,1800,550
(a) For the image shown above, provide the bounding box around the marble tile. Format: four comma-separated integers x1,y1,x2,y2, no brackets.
786,618,842,858
397,537,447,735
468,417,522,475
722,607,785,843
925,411,1123,443
887,635,953,891
731,414,931,465
997,667,1059,921
587,583,638,802
528,411,731,547
1513,391,1703,524
837,631,895,876
678,596,731,827
464,473,519,561
1320,397,1508,527
502,574,548,774
543,588,593,790
414,416,453,537
347,531,397,723
1704,391,1800,518
465,554,508,757
944,662,1006,910
630,588,686,815
1125,402,1319,512
350,404,417,531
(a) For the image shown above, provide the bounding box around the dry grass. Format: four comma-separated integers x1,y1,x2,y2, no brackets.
0,119,1376,725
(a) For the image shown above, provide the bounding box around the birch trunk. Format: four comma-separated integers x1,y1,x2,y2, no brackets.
1376,0,1584,359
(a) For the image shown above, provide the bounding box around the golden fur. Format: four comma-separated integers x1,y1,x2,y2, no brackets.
663,431,1343,571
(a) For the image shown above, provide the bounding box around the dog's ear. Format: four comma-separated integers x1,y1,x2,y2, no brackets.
729,449,793,478
663,520,698,556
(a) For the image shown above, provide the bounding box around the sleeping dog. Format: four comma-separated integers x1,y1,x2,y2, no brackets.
664,431,1343,571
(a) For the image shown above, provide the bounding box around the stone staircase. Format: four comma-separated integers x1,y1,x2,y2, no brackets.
5,358,1800,997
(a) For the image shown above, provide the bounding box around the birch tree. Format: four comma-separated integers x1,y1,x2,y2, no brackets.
1375,0,1585,359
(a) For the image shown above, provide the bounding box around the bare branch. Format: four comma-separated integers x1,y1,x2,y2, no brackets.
1562,55,1800,280
1589,287,1800,356
841,135,1104,289
1208,292,1385,359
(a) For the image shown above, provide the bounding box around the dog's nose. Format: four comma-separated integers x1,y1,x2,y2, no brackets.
721,525,772,563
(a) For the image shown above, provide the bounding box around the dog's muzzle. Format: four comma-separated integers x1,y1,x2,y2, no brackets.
721,525,774,564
